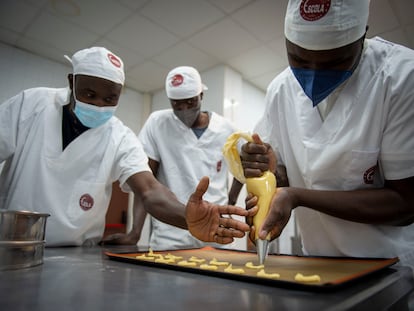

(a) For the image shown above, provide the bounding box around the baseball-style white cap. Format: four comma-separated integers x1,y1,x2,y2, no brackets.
165,66,208,100
284,0,370,50
65,47,125,85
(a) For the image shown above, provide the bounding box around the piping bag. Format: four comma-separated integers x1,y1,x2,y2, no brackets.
222,132,276,265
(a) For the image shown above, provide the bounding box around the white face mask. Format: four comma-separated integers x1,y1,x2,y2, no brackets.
72,80,117,128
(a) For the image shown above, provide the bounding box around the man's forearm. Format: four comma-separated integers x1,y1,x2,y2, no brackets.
288,186,412,226
130,196,148,239
142,184,188,229
228,178,243,205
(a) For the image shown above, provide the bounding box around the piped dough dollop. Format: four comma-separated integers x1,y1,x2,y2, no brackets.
294,273,321,283
257,269,280,279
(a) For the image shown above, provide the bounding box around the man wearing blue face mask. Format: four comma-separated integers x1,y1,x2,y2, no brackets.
135,66,243,250
240,0,414,287
0,48,253,247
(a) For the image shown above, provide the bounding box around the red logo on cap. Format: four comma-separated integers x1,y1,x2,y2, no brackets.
300,0,330,21
79,194,94,211
107,53,121,68
171,74,184,87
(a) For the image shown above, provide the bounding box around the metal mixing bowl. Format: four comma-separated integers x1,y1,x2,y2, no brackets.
0,209,50,270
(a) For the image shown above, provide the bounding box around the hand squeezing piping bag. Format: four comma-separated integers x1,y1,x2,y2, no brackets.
222,132,276,265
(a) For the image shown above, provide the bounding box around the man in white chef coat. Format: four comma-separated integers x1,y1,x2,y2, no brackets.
0,47,251,247
241,0,414,274
135,66,243,250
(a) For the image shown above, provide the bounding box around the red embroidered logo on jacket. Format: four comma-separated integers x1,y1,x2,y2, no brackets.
363,165,376,184
300,0,331,21
79,194,94,211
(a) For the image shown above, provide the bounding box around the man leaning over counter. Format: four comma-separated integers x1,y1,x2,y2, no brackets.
0,46,252,247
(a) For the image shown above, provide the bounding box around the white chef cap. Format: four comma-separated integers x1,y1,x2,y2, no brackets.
165,66,208,100
65,47,125,85
284,0,370,50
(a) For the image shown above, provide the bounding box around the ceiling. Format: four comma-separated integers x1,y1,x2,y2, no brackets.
1,0,413,94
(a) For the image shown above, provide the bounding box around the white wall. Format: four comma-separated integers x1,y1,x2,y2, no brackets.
0,42,147,133
0,43,68,103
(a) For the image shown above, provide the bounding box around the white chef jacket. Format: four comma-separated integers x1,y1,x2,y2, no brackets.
254,37,414,270
0,87,150,246
138,109,237,250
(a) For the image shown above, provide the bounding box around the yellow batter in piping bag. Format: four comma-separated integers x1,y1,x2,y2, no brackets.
222,132,276,265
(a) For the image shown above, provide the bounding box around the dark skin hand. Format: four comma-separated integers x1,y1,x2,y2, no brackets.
186,176,255,244
241,133,289,242
241,134,289,187
122,152,244,244
101,199,148,245
103,171,254,245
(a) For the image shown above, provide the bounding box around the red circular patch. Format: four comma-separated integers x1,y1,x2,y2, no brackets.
363,165,376,184
171,74,184,87
79,194,94,211
300,0,330,21
107,53,122,68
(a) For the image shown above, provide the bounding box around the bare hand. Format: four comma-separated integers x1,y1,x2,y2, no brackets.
245,193,258,243
186,176,254,244
257,187,293,241
241,133,277,178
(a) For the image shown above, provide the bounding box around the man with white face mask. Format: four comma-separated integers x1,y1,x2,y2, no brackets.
0,48,253,247
241,0,414,281
136,66,243,250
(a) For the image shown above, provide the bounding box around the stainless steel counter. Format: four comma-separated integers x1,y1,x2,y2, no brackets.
0,246,413,311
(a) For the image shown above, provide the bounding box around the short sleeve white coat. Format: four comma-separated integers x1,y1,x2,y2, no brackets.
138,109,237,250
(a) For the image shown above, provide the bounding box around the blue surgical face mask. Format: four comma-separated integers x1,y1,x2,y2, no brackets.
291,68,353,107
72,83,117,128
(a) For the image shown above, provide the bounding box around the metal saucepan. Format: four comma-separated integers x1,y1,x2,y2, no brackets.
0,209,50,270
0,209,50,241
